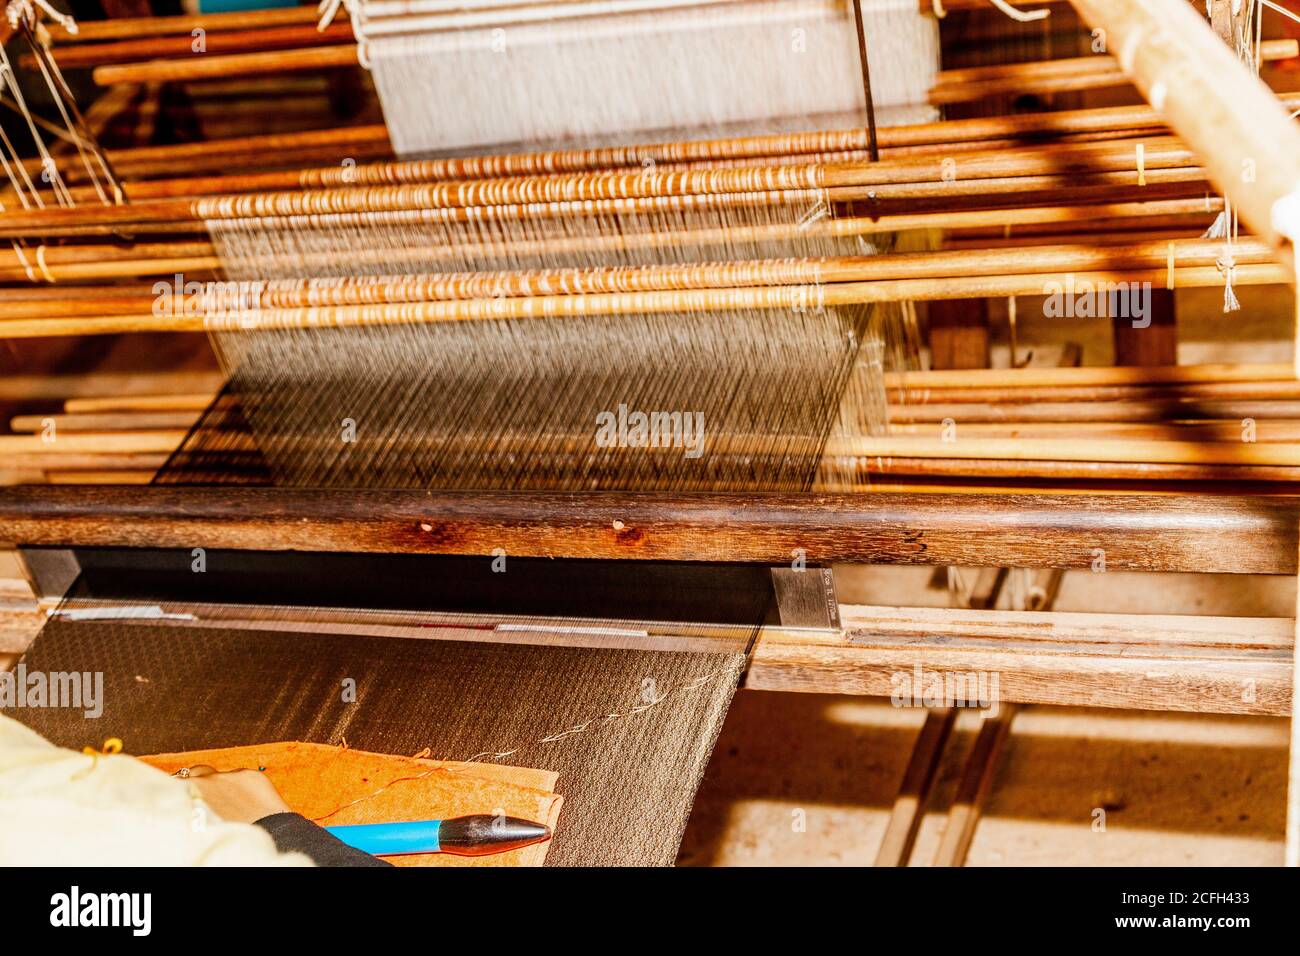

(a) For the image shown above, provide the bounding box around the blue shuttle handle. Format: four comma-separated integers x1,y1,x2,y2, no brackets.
326,819,443,855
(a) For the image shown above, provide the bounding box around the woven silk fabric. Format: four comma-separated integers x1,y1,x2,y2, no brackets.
18,617,745,866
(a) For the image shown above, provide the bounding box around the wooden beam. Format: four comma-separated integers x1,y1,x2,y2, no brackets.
0,486,1298,573
1069,0,1300,277
746,605,1294,716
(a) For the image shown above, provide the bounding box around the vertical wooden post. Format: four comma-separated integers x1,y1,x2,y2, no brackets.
933,704,1019,867
1113,288,1177,366
1288,526,1300,866
927,299,991,370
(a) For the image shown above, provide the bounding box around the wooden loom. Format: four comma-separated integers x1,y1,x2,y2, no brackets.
3,0,1300,866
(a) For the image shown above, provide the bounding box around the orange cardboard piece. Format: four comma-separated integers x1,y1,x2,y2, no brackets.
141,742,561,867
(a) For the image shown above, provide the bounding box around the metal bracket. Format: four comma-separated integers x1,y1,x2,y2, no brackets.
770,565,841,631
18,547,80,602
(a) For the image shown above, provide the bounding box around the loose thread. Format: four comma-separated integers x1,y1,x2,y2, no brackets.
987,0,1050,22
310,667,728,824
35,244,55,283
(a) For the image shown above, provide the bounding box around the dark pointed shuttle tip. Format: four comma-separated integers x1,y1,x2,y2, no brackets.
439,814,554,856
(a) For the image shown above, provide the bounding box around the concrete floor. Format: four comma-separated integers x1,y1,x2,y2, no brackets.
680,692,1287,866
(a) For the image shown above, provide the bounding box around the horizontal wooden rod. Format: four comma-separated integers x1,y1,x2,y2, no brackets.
889,378,1300,406
3,173,1216,241
0,486,1297,574
0,198,1225,282
888,421,1300,442
0,237,1273,317
45,23,357,68
0,453,172,471
88,29,1298,90
0,432,190,454
66,130,1185,202
845,456,1300,484
42,471,157,485
830,435,1300,466
887,398,1300,424
62,394,217,414
885,363,1295,389
0,264,1286,337
46,7,323,41
9,412,201,433
0,136,1206,234
94,44,361,84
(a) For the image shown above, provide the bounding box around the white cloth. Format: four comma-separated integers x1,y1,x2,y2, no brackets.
0,713,312,866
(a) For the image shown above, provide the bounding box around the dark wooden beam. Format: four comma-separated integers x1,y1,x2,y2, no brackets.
0,486,1294,573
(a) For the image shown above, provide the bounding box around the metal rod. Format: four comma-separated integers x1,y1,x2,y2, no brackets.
850,0,880,162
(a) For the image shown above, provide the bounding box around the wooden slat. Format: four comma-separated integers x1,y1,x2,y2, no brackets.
9,594,1287,714
932,705,1019,867
874,708,956,866
0,563,42,654
10,412,201,433
746,606,1293,716
928,299,991,371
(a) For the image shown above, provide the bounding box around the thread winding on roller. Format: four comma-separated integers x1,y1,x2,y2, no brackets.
192,0,939,492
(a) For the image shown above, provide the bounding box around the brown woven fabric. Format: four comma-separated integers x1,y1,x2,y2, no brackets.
17,618,744,866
